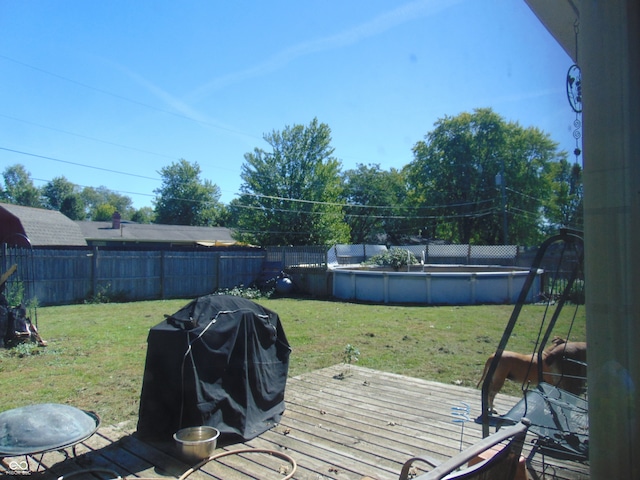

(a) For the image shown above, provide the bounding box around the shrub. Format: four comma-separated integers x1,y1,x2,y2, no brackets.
363,248,419,271
84,283,129,304
214,285,271,300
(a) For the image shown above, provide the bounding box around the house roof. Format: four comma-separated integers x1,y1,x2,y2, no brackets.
0,203,237,247
76,220,237,246
0,203,88,247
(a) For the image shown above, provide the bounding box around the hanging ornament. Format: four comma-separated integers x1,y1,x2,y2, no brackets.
566,64,582,163
566,20,582,164
566,64,582,114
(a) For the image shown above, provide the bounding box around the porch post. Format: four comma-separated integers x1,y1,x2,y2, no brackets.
581,1,640,478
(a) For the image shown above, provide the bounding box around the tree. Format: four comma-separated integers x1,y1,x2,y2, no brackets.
544,158,583,232
0,164,43,207
405,108,559,245
131,207,155,224
341,164,409,244
60,194,86,220
232,118,349,246
92,203,117,221
42,176,77,211
153,159,224,226
80,186,134,220
41,176,86,220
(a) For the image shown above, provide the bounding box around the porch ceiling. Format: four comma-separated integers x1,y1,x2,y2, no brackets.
525,0,580,62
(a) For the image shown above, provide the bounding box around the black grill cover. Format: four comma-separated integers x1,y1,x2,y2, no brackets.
136,295,291,443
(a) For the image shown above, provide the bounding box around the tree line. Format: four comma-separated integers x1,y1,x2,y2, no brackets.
0,108,583,247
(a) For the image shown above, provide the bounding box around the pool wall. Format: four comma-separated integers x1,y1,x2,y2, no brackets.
331,266,541,305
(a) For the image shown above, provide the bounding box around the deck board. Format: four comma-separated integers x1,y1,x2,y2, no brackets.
1,365,589,479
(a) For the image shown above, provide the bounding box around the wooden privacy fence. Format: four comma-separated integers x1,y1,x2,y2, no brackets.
3,246,331,306
11,247,265,306
2,244,537,307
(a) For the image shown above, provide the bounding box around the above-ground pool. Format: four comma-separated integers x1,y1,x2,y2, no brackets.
332,265,541,305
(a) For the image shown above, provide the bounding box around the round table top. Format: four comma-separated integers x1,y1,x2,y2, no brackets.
0,403,100,456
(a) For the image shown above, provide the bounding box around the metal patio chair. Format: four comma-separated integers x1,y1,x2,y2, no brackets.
479,230,588,479
398,418,530,480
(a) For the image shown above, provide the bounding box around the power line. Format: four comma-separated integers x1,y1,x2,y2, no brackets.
5,144,500,212
3,147,549,222
0,146,160,181
32,177,157,202
230,198,498,221
505,186,544,203
0,54,261,141
0,113,179,160
240,192,496,211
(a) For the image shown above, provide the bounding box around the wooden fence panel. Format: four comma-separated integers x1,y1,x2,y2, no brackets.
161,251,219,298
32,249,92,305
13,248,269,306
218,254,265,290
94,250,162,301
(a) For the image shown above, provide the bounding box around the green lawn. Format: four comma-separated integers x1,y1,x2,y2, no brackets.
0,297,586,426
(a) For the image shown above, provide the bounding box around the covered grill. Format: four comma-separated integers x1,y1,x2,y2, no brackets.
137,294,291,443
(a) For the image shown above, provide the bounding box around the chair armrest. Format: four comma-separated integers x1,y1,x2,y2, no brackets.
398,419,530,480
399,455,439,480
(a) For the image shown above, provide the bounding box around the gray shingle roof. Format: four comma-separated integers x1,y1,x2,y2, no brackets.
0,204,236,247
0,203,87,246
76,220,235,245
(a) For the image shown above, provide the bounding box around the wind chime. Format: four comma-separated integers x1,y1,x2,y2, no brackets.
566,20,582,164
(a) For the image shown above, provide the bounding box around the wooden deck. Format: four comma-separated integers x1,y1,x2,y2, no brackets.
2,365,589,479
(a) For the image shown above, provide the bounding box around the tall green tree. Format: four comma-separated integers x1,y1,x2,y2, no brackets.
153,159,224,226
544,158,583,232
93,203,117,221
405,108,559,245
80,186,134,220
232,118,349,246
341,164,409,244
131,207,155,224
42,176,77,210
60,194,86,220
0,164,43,207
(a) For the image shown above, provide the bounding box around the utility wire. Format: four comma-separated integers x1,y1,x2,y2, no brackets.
505,186,544,203
0,54,261,141
0,113,179,160
0,146,159,181
242,192,495,210
4,145,501,213
3,148,548,221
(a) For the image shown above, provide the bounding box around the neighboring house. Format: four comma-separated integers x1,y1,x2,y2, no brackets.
0,204,237,249
0,202,87,247
1,206,253,306
76,213,237,248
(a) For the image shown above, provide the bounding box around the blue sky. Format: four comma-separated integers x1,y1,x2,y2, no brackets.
0,0,575,210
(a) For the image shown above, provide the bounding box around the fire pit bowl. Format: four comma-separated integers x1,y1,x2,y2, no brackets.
173,426,220,463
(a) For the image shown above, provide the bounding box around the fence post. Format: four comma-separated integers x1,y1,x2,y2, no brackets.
91,246,99,298
160,250,165,299
214,252,220,292
1,243,6,273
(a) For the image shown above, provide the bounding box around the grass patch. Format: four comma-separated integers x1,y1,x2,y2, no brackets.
0,298,585,426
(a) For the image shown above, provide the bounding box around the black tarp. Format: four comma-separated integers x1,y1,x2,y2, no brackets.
136,295,291,443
